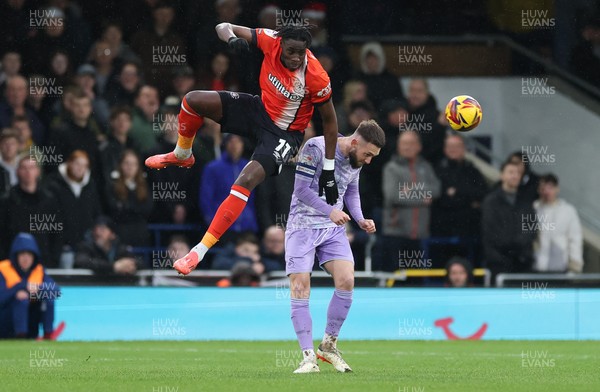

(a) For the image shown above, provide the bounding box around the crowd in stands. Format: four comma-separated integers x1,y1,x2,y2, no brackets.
0,0,588,287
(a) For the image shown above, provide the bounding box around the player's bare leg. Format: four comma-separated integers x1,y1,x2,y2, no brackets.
145,90,223,169
173,161,266,275
317,260,354,372
289,272,319,373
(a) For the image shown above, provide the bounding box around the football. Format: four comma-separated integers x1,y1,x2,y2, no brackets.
445,95,483,132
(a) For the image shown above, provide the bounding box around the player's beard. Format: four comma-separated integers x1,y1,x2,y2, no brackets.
349,149,361,168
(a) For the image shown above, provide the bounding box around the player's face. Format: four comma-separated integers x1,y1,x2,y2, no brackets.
280,39,307,71
349,140,380,168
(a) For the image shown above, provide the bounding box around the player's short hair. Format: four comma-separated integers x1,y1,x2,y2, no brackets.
276,25,312,47
539,173,559,186
355,119,385,148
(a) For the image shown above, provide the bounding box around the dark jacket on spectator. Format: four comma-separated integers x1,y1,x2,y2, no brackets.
45,163,102,250
48,119,102,172
432,158,488,237
98,135,142,195
105,178,153,247
74,236,135,274
482,188,536,278
0,102,46,145
0,186,61,267
409,95,446,165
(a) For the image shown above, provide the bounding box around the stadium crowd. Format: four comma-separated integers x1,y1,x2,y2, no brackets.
0,0,590,286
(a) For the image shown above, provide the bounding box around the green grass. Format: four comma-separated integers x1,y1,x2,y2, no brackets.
1,340,598,392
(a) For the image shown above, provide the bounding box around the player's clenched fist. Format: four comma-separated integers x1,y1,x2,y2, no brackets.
329,209,350,226
228,37,249,53
358,219,376,234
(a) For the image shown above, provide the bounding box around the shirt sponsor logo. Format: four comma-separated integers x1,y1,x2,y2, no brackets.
268,73,304,102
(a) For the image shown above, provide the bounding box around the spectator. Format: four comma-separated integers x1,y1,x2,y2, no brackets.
129,85,160,154
0,51,22,97
48,93,102,172
198,52,238,92
104,61,143,107
92,22,139,66
216,261,260,287
200,134,258,237
347,100,377,132
74,64,111,131
257,4,280,30
431,134,487,255
260,225,285,272
89,41,118,97
533,174,584,273
212,232,266,276
482,160,536,282
130,1,187,96
406,78,447,165
359,99,407,219
98,107,139,192
10,115,35,151
166,235,191,268
105,150,153,247
0,76,46,145
45,150,101,268
444,256,474,288
23,7,86,75
335,80,369,132
0,156,61,266
170,65,197,101
0,233,63,340
0,129,21,194
505,150,540,205
26,74,56,129
48,50,73,96
74,216,138,276
0,1,29,50
356,42,404,108
381,130,441,272
570,16,600,88
302,3,329,48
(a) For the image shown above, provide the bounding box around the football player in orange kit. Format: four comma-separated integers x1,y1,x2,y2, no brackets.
145,24,340,275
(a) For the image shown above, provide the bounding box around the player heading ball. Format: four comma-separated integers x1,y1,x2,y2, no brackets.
145,23,342,274
286,120,385,373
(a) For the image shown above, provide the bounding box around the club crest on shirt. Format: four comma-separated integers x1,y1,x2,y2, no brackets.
229,92,239,99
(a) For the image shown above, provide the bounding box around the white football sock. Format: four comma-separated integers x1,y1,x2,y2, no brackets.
190,243,209,261
173,145,192,160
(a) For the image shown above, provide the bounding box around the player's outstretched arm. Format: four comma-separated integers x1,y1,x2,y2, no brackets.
317,100,340,205
215,23,252,52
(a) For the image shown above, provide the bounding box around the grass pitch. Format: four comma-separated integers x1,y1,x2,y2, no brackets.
1,340,598,392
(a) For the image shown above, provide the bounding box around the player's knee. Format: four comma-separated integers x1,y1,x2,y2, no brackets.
290,278,310,298
336,274,354,291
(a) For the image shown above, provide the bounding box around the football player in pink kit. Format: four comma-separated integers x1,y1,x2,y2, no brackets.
286,120,385,373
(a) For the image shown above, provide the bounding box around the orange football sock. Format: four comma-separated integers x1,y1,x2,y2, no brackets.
205,184,251,241
174,96,204,158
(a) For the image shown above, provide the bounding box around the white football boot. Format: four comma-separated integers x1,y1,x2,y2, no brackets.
293,354,320,374
317,344,352,372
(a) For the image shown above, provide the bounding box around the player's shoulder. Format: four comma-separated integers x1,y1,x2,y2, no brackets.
304,135,325,149
256,28,278,39
306,50,329,80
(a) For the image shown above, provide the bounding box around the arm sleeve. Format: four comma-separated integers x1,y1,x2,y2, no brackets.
254,28,278,54
294,142,334,217
308,52,332,105
344,176,364,222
